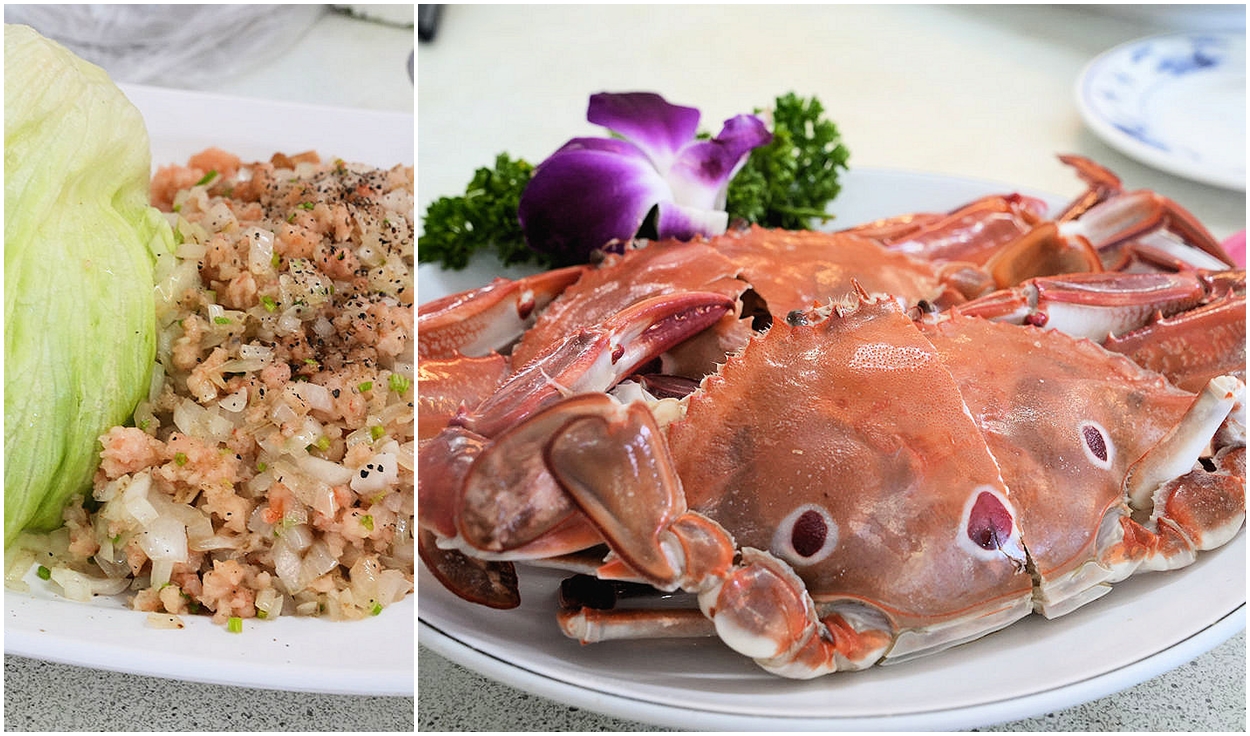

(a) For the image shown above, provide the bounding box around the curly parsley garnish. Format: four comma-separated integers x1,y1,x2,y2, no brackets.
417,153,542,270
726,93,851,230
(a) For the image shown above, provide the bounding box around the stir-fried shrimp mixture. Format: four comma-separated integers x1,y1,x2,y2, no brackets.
40,149,414,626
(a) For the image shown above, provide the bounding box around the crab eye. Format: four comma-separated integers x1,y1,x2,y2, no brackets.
966,490,1013,551
771,503,838,566
957,486,1025,564
1079,420,1114,470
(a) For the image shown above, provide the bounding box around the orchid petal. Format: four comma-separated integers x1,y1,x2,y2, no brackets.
667,114,774,210
654,200,729,242
587,92,701,172
518,145,671,266
549,135,650,160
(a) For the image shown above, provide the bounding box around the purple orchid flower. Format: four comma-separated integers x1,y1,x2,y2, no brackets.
518,92,772,266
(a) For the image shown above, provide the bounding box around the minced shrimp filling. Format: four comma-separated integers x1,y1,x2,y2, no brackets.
27,148,414,626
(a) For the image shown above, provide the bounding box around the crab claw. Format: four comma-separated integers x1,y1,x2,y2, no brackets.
1103,290,1246,392
865,193,1050,266
1055,186,1240,272
542,393,890,678
417,265,589,359
462,290,734,438
418,528,520,609
951,271,1213,342
419,291,734,574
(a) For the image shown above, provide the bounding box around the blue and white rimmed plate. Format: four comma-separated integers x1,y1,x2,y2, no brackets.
1076,32,1246,191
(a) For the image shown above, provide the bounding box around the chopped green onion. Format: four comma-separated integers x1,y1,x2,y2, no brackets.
357,381,373,393
311,435,331,451
298,201,315,211
370,602,383,616
36,565,51,580
271,251,281,269
213,315,231,325
256,609,268,620
227,616,243,633
260,295,278,312
286,212,297,224
370,425,385,441
174,452,188,466
256,461,268,473
194,169,218,187
360,514,374,531
388,374,410,394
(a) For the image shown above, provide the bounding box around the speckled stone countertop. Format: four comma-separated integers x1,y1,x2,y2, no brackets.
418,633,1245,731
5,655,413,732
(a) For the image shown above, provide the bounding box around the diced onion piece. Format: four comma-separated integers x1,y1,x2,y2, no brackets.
293,382,335,414
301,540,338,584
295,455,354,486
255,587,284,621
147,613,185,629
139,515,189,563
350,452,399,494
282,523,314,552
272,540,302,593
246,227,276,274
218,387,248,412
238,343,274,361
50,568,130,602
122,473,160,525
149,558,174,589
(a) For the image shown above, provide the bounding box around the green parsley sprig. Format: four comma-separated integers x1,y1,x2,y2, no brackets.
726,92,851,230
417,153,544,270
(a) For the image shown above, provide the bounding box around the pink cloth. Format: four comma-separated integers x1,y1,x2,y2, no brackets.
1222,230,1246,268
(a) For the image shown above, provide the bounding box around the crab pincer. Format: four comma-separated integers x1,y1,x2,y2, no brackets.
417,265,589,359
417,290,735,606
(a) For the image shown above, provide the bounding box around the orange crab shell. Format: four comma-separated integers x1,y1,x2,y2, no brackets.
666,297,1036,640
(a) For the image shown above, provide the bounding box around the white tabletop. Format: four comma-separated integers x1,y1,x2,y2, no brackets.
417,4,1246,731
3,7,414,732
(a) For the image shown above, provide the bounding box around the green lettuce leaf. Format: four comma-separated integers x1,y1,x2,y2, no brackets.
4,25,173,546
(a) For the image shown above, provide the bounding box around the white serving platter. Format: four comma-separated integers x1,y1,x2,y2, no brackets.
4,83,415,697
416,166,1246,729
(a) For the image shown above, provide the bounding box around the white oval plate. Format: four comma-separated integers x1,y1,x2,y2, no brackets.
1076,32,1246,191
4,83,415,696
416,167,1246,730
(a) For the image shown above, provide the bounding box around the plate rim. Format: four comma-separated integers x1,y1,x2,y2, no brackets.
419,605,1245,731
1074,30,1247,191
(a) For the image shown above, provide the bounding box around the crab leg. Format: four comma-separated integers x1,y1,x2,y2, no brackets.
463,291,734,438
863,193,1050,265
417,353,510,440
1053,153,1124,222
1103,292,1246,392
417,265,588,359
951,271,1216,341
1056,189,1235,272
1124,376,1245,518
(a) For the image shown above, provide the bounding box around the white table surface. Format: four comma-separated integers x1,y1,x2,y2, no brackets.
3,7,415,732
416,4,1246,732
